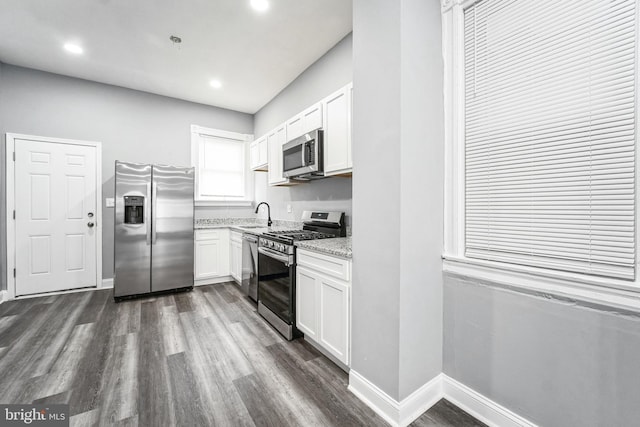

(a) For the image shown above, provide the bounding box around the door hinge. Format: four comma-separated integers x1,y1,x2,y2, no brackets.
13,268,16,278
13,210,15,220
12,152,15,161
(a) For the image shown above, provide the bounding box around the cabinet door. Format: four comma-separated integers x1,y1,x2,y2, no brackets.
286,115,303,141
194,229,229,280
302,103,323,134
195,239,220,279
323,85,351,175
251,137,268,171
296,266,319,339
250,141,259,169
268,125,291,186
258,138,268,167
229,241,240,283
319,275,350,365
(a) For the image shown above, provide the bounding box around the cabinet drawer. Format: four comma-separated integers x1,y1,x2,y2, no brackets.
196,229,222,241
297,249,350,282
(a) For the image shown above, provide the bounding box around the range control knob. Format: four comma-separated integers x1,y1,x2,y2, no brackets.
277,244,284,252
269,241,274,248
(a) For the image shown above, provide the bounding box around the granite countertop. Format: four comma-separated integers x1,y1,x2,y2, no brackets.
295,237,352,259
194,218,302,235
195,218,352,258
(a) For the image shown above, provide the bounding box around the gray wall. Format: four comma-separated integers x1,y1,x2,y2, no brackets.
0,64,253,285
0,62,4,290
351,0,444,401
253,33,353,224
444,274,640,427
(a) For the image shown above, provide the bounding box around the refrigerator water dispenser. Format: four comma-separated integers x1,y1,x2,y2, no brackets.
124,196,144,224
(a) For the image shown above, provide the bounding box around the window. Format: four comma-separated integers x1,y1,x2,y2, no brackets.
442,0,639,302
191,125,253,205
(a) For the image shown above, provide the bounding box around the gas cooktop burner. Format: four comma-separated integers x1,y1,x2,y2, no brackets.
262,230,335,241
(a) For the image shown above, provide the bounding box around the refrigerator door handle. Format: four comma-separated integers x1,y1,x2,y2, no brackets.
146,183,152,245
152,182,158,244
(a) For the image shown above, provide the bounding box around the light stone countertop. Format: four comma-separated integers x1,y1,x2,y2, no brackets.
195,218,352,258
295,237,352,259
194,218,302,235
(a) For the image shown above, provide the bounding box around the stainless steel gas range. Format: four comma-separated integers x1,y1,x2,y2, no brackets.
257,211,346,340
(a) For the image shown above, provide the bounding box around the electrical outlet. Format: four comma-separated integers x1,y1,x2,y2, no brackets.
105,198,115,208
287,204,292,213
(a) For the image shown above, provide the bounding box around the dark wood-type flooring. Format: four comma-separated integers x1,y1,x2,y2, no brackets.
0,282,485,427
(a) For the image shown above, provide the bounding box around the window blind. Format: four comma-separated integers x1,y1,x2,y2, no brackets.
464,0,636,279
198,135,245,198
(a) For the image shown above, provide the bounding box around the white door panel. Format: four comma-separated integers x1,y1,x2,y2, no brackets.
15,139,97,296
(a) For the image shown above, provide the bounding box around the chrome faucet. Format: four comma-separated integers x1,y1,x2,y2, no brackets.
255,202,272,227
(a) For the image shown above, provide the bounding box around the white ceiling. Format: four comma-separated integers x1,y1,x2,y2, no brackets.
0,0,352,114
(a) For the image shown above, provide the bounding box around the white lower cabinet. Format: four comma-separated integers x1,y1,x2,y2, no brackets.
296,266,319,339
194,229,230,284
296,249,351,367
230,231,243,284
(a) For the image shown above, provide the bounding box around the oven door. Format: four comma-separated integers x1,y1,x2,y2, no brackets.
257,247,294,325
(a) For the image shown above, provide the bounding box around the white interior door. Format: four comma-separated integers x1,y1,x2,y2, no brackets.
14,138,98,296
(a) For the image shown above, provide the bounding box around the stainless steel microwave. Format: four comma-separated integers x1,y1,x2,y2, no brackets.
282,129,324,179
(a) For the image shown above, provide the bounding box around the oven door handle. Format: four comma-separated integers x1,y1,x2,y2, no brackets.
258,247,292,266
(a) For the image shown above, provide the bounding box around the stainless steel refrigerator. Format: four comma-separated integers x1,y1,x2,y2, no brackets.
114,161,195,299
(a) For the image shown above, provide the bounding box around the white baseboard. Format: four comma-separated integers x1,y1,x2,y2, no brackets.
101,278,114,288
0,290,7,305
348,370,442,427
349,371,536,427
442,375,537,427
194,276,233,286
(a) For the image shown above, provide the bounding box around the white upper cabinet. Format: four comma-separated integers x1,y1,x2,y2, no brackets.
267,125,294,186
286,102,323,141
322,83,353,175
250,136,268,171
255,82,353,183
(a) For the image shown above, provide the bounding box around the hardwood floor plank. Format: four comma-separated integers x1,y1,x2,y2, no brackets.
267,343,376,426
69,408,99,427
304,356,385,425
234,373,290,427
67,291,119,416
0,297,39,317
28,292,93,378
177,310,255,427
0,315,18,336
28,322,96,401
32,390,71,405
0,303,49,348
75,289,110,325
135,299,176,426
166,352,211,426
97,332,139,424
227,321,330,426
173,292,194,313
114,299,141,336
0,293,91,403
410,399,487,427
160,304,187,356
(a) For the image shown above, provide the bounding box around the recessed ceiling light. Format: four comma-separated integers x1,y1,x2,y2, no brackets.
250,0,269,12
64,43,83,55
210,80,222,89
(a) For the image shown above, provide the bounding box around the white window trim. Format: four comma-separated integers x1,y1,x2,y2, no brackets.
190,125,254,206
441,0,640,310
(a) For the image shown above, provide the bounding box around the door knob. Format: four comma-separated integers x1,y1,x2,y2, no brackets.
87,222,95,228
88,212,94,218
